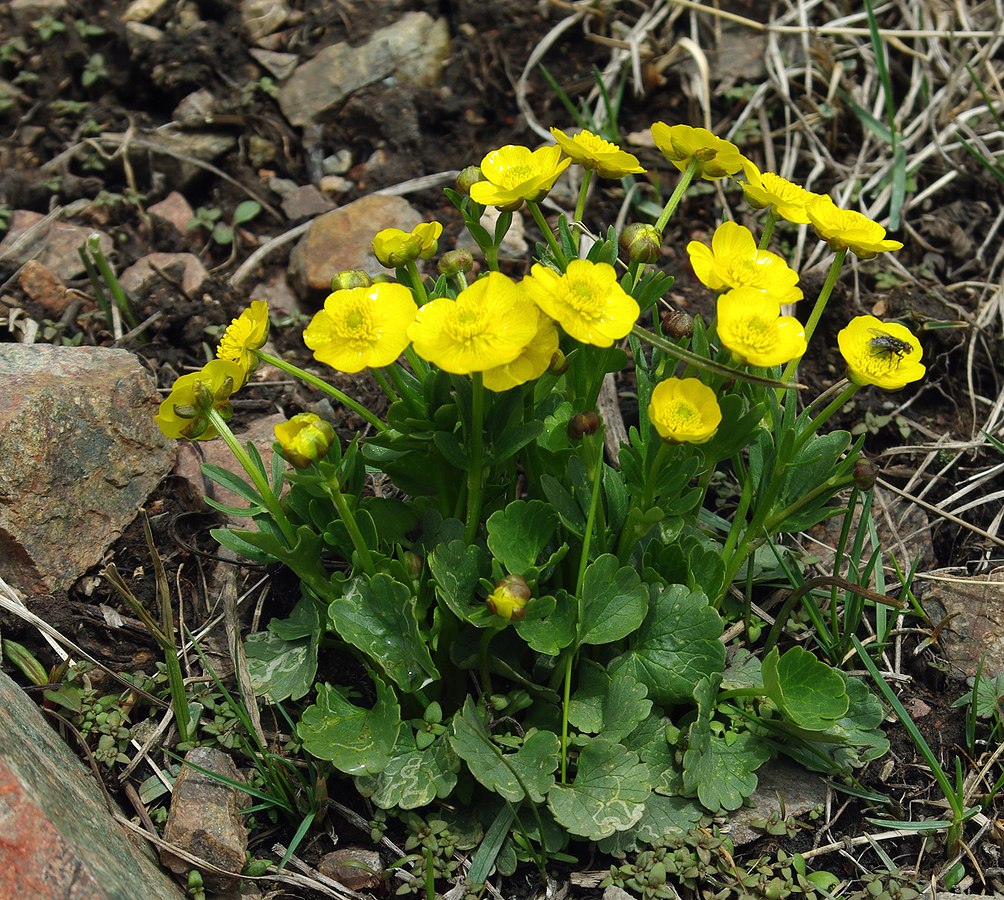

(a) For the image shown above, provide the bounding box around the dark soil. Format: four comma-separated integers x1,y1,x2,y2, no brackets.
3,0,1003,897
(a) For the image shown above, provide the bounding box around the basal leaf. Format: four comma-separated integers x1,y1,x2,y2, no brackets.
683,730,771,812
547,739,650,840
578,554,649,646
515,589,577,655
762,646,849,732
486,500,558,576
244,629,317,702
568,666,651,743
356,733,459,810
298,677,400,775
597,794,702,857
328,574,439,693
428,539,487,622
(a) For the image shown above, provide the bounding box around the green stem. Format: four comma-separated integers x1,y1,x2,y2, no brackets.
206,407,296,547
372,367,399,403
254,349,386,432
464,373,486,544
526,200,567,269
792,381,860,457
322,478,376,576
758,212,779,249
87,235,138,328
573,170,594,230
560,648,574,784
478,628,497,695
405,260,429,305
654,157,700,234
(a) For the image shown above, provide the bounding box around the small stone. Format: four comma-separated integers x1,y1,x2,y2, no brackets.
247,135,277,169
135,130,236,189
280,184,335,221
9,0,68,26
121,0,169,22
724,758,828,846
318,847,384,891
18,259,68,316
161,748,247,891
922,567,1004,679
288,194,422,300
322,149,353,176
250,271,303,317
125,21,164,49
268,176,299,196
148,191,195,236
0,211,113,282
318,174,351,197
240,0,290,43
248,48,299,81
173,88,217,126
119,252,210,298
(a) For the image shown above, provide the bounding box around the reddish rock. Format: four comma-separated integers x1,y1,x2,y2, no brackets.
0,210,113,281
148,191,196,236
0,669,185,900
318,847,384,891
0,345,175,594
287,194,421,301
280,184,336,222
119,252,210,299
18,259,69,316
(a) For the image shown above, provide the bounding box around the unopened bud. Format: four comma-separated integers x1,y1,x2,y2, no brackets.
547,349,568,375
567,411,600,440
331,269,372,292
274,412,336,468
438,249,473,278
404,551,424,579
456,165,484,196
619,223,662,264
486,574,531,622
661,309,694,339
853,457,877,490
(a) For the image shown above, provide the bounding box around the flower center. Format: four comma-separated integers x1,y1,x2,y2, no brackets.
336,300,376,341
561,277,601,318
663,400,701,430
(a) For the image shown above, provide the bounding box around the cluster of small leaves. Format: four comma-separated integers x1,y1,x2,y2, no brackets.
603,828,732,897
390,812,466,895
45,670,133,768
845,872,923,900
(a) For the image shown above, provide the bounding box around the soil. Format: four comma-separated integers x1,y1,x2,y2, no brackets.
2,0,1004,897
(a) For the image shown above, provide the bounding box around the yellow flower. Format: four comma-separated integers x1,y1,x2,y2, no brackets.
741,166,819,225
155,359,245,441
717,287,807,367
372,221,444,268
408,272,538,374
522,260,639,347
217,300,269,383
482,309,559,393
687,221,803,304
303,283,418,374
648,378,722,444
650,123,747,180
806,195,903,258
549,127,646,178
837,315,925,390
274,412,336,468
469,144,571,209
486,575,531,622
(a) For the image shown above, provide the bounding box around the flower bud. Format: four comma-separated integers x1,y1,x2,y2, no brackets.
567,411,600,440
404,551,424,579
619,223,662,264
853,456,877,490
438,249,473,278
456,166,484,196
486,574,531,621
547,349,568,376
661,309,694,339
274,412,336,468
331,269,373,292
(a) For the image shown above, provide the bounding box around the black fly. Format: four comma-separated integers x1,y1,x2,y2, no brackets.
867,327,912,359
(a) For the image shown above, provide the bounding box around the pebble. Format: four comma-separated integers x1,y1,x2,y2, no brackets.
17,259,69,316
318,847,384,891
280,184,335,221
119,252,210,299
148,191,196,236
0,210,113,282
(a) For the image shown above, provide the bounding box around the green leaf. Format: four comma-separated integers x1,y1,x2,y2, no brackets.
597,794,702,857
609,584,725,705
486,421,544,467
547,738,650,840
761,646,849,732
468,805,515,885
297,677,400,776
201,462,264,504
450,699,559,803
577,555,649,646
428,539,487,622
514,590,577,655
486,500,558,576
328,574,439,693
540,473,585,537
568,666,651,743
232,199,262,225
625,714,682,796
356,733,459,809
244,629,317,702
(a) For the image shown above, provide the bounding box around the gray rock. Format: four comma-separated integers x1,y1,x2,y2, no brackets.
278,12,450,127
248,48,299,81
456,206,528,261
287,194,422,300
10,0,68,26
125,20,165,50
922,567,1004,678
173,88,217,126
121,0,170,23
139,129,237,189
318,847,384,891
119,252,210,298
240,0,290,43
0,210,113,281
280,184,336,221
0,669,185,899
0,345,175,594
161,747,248,891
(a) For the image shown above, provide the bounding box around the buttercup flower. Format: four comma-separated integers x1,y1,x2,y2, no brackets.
487,575,531,622
549,127,645,178
155,359,245,441
717,287,807,367
651,123,747,180
648,378,722,444
482,308,559,392
217,300,269,383
837,315,925,390
303,283,418,374
687,221,803,304
408,272,538,374
522,260,639,347
469,144,571,209
274,412,336,468
806,195,904,258
741,167,819,225
372,221,443,268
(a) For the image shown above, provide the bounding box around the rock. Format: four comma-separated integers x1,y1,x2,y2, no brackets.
138,130,237,189
125,20,165,50
288,194,422,300
121,0,169,23
280,184,335,221
456,206,528,261
0,669,186,899
119,252,210,298
148,191,196,236
318,174,352,197
723,758,828,846
322,149,353,176
278,12,450,127
250,270,302,317
922,567,1004,678
241,0,290,43
173,88,217,126
0,210,113,281
9,0,68,26
161,747,247,891
318,847,384,891
604,888,647,900
248,48,298,81
18,259,69,316
0,347,174,594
